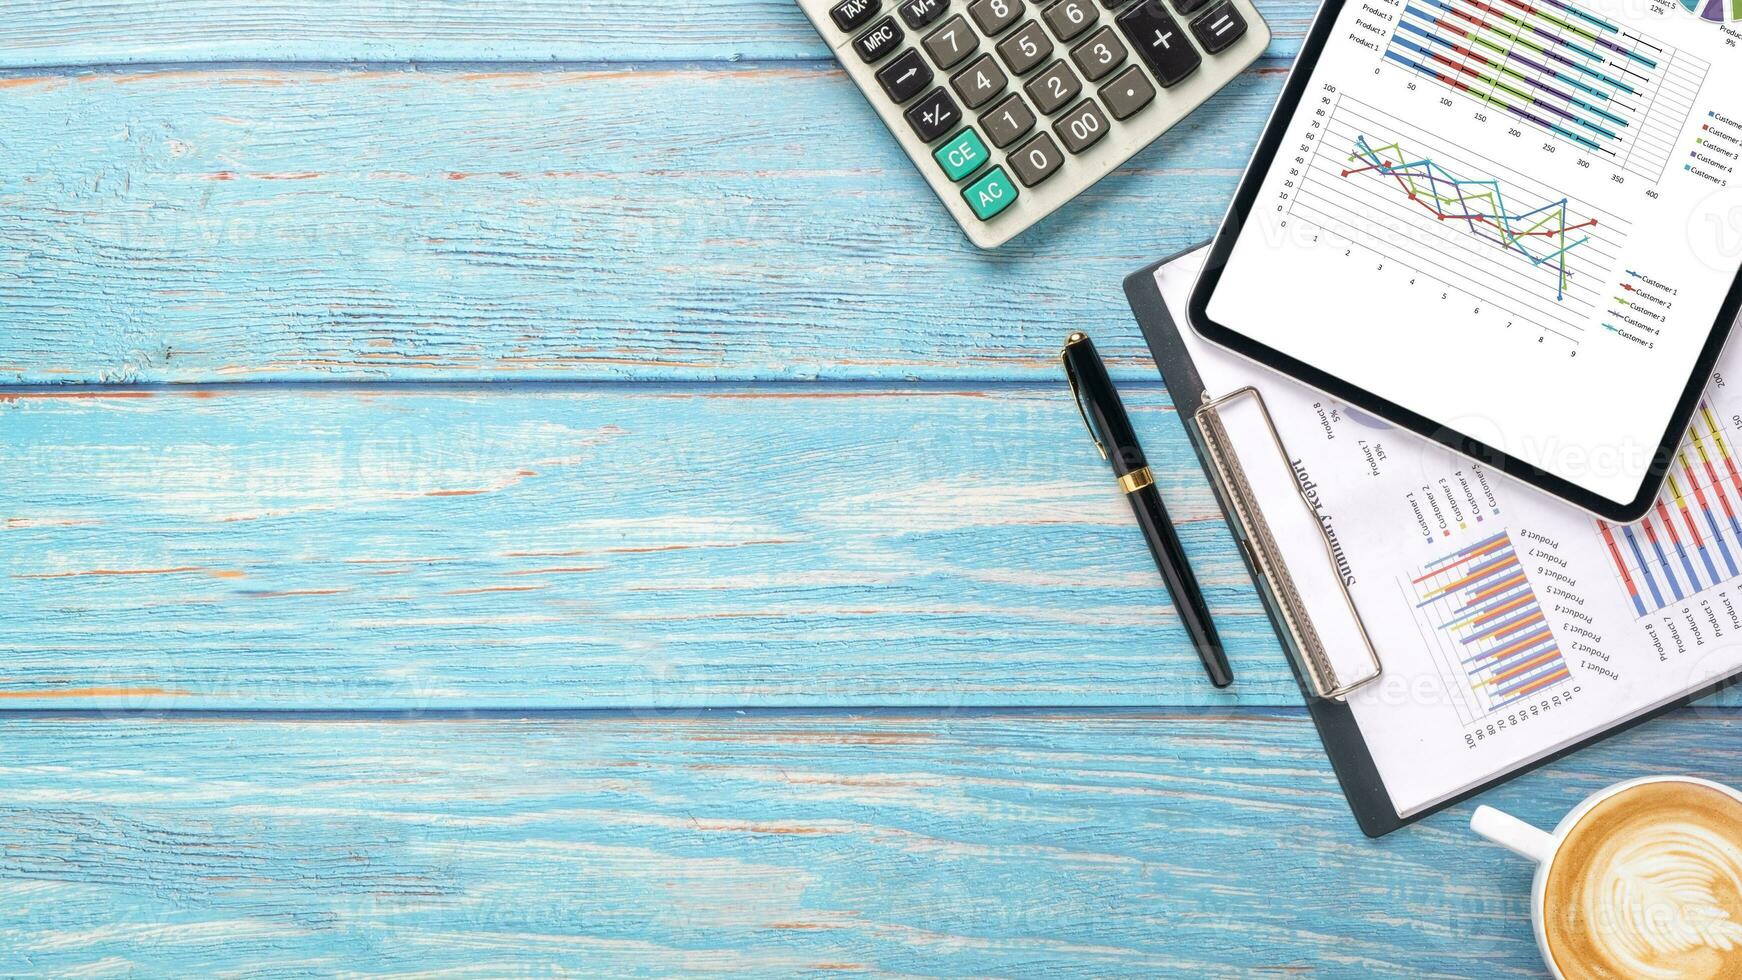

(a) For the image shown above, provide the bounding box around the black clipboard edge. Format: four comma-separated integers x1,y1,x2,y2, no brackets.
1124,245,1742,837
1123,246,1401,837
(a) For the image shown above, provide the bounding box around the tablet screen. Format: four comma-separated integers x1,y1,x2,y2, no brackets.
1203,0,1742,508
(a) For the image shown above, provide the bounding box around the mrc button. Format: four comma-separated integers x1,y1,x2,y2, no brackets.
854,17,904,62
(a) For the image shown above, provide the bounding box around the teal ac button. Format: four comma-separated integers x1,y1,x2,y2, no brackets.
962,166,1018,221
933,128,989,182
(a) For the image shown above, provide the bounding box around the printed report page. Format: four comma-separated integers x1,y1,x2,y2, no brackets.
1166,250,1742,817
1206,0,1742,505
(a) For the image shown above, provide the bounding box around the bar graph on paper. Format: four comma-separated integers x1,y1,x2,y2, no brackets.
1384,0,1709,182
1598,403,1742,618
1289,96,1628,342
1410,530,1572,723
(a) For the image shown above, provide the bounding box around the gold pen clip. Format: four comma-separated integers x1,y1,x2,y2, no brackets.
1061,332,1107,461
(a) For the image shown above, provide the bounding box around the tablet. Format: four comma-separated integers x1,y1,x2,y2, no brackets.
1189,0,1742,522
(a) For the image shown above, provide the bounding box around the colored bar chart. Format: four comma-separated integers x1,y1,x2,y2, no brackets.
1411,530,1572,721
1599,402,1742,617
1385,0,1709,182
1680,0,1742,22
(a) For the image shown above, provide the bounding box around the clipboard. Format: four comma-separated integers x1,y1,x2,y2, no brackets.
1127,244,1742,837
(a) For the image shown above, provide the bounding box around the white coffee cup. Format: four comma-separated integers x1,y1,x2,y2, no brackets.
1471,775,1742,979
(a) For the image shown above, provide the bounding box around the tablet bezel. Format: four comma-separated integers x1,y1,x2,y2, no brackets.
1187,0,1742,523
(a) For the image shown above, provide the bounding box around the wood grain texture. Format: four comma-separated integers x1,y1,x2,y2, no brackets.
4,0,1718,972
0,383,1316,709
0,63,1287,385
10,709,1739,975
0,0,1318,67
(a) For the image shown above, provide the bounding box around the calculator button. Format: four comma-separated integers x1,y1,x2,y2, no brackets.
1042,0,1098,41
968,0,1024,35
854,17,905,62
1024,59,1082,114
905,87,963,141
962,166,1020,219
996,21,1054,74
1053,98,1109,153
1008,132,1064,186
1116,1,1200,87
1171,0,1212,15
923,15,979,69
900,0,950,28
951,54,1009,109
1069,26,1127,80
934,128,991,181
876,48,934,102
1099,64,1156,119
1190,0,1248,53
832,0,882,32
981,93,1037,146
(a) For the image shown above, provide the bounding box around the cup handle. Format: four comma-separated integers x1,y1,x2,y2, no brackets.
1471,805,1556,863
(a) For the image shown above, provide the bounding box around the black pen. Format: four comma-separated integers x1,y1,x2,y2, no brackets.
1062,332,1233,688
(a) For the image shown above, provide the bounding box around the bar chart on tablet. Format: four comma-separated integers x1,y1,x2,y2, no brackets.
1382,0,1709,182
1287,95,1628,344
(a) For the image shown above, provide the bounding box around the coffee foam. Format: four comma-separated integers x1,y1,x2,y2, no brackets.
1545,781,1742,980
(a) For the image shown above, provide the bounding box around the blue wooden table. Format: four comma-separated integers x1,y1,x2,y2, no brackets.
3,2,1736,974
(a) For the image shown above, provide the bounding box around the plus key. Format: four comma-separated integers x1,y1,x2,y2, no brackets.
1115,0,1201,88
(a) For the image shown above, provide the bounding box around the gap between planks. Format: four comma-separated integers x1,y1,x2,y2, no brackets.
0,705,1311,721
0,378,1170,394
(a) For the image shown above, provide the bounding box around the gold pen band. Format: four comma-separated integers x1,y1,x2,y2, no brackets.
1118,466,1155,494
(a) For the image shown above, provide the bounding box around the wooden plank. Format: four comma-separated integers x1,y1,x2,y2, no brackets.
3,709,1736,975
0,383,1313,710
0,0,1318,67
0,63,1287,385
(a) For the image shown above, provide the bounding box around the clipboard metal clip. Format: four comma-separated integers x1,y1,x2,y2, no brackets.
1195,386,1384,701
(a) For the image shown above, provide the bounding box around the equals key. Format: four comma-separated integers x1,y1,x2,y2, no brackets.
1189,0,1249,54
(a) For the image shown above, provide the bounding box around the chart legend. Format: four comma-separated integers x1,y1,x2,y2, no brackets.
1385,0,1709,182
1410,530,1572,722
1599,402,1742,617
1604,268,1676,349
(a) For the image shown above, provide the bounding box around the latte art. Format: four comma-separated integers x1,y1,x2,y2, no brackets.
1546,782,1742,980
1593,824,1742,975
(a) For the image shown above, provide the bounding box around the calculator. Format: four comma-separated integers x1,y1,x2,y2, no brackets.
796,0,1270,248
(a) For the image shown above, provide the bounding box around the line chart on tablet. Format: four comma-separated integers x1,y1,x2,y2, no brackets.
1283,92,1629,346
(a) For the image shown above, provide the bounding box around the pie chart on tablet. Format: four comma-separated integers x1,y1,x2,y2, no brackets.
1681,0,1741,21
